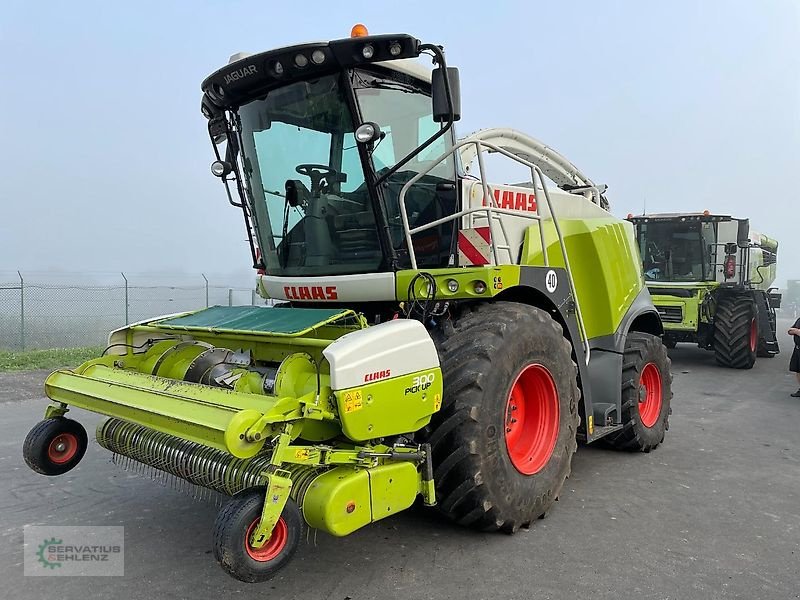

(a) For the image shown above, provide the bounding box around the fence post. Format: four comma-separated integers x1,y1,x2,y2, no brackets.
121,272,129,325
17,271,24,351
228,288,233,306
202,273,209,307
251,289,257,306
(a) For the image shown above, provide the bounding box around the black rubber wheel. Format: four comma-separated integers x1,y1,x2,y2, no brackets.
713,295,757,369
757,344,775,358
422,301,579,533
23,418,88,476
212,490,302,583
605,332,672,452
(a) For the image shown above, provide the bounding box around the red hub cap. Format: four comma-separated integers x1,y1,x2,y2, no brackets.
638,363,663,428
245,517,288,562
504,364,560,475
47,433,79,464
749,318,758,353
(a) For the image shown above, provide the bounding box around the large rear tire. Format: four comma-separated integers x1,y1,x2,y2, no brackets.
423,302,579,532
713,295,757,369
605,333,672,452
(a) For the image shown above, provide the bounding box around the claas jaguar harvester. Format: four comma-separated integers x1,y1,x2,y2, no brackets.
23,26,673,582
629,212,780,368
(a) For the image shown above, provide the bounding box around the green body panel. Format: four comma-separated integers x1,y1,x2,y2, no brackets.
335,367,443,442
45,364,276,458
520,217,644,340
395,265,521,301
647,281,719,333
367,462,420,521
302,467,372,536
301,462,420,537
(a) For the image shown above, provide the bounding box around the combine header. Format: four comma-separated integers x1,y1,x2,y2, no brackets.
24,26,673,582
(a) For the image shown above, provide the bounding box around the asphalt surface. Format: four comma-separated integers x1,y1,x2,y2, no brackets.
2,320,799,600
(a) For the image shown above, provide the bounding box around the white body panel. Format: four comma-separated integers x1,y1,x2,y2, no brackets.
323,319,439,390
259,273,396,302
460,180,611,265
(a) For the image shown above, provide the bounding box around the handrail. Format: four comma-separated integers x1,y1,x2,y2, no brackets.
397,138,591,364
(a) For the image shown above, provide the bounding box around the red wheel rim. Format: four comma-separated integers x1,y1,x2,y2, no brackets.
638,363,663,428
47,433,79,464
504,364,560,475
749,318,758,353
244,517,288,562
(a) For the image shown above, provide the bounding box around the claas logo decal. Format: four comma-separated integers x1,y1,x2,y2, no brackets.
485,188,537,212
283,286,338,300
364,369,391,383
405,373,435,395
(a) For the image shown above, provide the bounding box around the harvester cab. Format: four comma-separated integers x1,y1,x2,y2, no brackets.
24,26,674,583
203,31,463,286
629,212,780,367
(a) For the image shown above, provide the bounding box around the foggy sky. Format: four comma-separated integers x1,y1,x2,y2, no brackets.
1,0,798,286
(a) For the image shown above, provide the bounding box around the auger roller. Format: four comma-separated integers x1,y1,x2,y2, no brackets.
23,24,674,584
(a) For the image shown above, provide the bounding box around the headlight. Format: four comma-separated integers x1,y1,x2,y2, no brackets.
446,279,459,293
389,42,402,56
210,160,232,178
362,44,375,59
294,54,308,68
473,281,487,294
311,50,326,65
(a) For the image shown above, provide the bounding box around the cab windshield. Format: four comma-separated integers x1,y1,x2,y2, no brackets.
353,69,456,267
236,69,457,277
238,73,380,276
637,221,715,282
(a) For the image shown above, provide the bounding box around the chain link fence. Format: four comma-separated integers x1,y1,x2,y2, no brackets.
0,272,265,351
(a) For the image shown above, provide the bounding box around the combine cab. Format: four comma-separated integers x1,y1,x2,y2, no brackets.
629,212,780,367
24,26,673,582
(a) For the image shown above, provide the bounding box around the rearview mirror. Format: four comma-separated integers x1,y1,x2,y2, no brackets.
431,67,461,123
736,218,750,248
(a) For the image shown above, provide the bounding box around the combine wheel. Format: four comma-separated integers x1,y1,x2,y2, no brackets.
23,418,88,476
424,302,579,532
605,333,672,452
213,490,302,583
713,295,757,369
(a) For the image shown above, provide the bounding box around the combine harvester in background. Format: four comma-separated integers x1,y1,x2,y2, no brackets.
629,212,780,368
23,26,673,582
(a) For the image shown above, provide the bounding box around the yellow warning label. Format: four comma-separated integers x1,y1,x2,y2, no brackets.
588,415,594,435
294,448,311,460
344,390,364,413
433,393,442,412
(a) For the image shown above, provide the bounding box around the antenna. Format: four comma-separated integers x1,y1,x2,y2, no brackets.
643,196,647,215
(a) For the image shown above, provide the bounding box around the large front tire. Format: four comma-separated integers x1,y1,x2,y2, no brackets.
713,295,757,369
424,302,579,532
605,332,672,452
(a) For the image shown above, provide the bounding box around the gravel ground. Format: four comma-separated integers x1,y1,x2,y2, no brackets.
1,320,798,599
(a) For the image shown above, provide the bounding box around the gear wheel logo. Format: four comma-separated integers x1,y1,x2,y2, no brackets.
36,537,63,569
